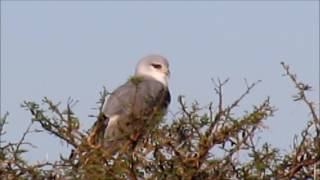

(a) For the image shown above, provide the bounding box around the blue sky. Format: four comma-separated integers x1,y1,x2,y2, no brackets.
1,1,319,162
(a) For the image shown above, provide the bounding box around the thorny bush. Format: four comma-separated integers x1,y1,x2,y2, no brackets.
0,62,319,179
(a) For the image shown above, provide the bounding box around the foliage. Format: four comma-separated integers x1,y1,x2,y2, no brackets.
0,62,319,179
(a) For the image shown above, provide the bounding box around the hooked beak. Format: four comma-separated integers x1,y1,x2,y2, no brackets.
166,70,170,78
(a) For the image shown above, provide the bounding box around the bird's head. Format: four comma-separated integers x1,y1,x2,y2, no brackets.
135,54,170,87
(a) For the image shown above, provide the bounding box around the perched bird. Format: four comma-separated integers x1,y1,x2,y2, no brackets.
89,55,170,149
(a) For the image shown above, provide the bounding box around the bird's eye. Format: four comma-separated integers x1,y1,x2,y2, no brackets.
152,64,162,69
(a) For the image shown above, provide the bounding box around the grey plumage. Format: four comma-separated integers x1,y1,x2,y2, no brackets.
103,76,170,141
98,55,171,146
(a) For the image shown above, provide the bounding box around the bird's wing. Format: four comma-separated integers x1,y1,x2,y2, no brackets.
102,76,170,140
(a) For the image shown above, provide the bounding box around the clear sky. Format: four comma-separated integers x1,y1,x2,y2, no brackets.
1,1,319,162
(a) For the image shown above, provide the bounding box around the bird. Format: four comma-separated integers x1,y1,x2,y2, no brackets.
89,55,171,149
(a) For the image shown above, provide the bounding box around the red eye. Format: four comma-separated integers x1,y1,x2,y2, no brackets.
152,64,162,69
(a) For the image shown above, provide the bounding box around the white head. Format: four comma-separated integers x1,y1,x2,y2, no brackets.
135,54,170,87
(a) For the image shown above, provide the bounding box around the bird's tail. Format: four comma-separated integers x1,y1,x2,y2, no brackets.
87,112,109,147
